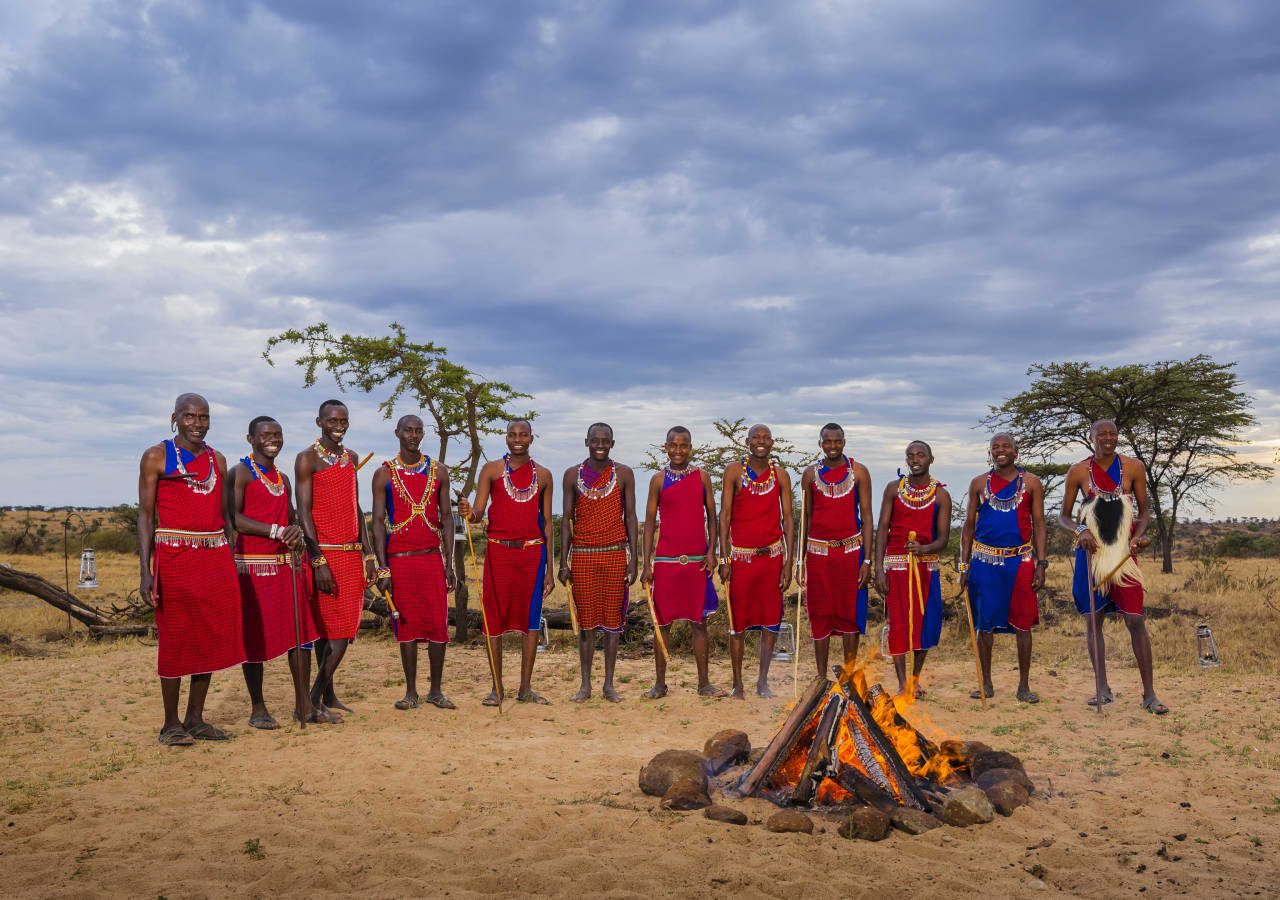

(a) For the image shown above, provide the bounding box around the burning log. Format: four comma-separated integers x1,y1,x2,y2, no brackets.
791,693,847,807
834,678,933,812
731,676,830,798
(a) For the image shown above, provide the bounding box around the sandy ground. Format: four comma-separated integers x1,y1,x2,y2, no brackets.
2,633,1279,899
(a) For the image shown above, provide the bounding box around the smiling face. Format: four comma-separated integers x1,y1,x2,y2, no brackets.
905,441,933,476
172,395,210,447
819,427,845,464
249,419,283,463
505,419,533,456
664,429,693,468
989,433,1018,469
396,415,424,455
1091,420,1119,456
746,425,773,462
316,403,349,446
585,424,614,462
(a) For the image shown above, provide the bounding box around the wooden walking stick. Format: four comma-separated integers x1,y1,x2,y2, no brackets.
958,563,987,710
463,517,503,715
1084,547,1105,716
288,552,306,729
643,581,668,662
905,530,920,698
793,506,808,699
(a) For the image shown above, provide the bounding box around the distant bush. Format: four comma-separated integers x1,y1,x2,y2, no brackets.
86,528,139,554
1215,533,1280,558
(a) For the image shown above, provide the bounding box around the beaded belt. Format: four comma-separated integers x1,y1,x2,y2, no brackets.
155,528,227,549
488,537,545,549
882,553,941,571
729,539,785,563
318,542,364,552
234,552,299,575
388,548,441,558
655,554,707,564
806,534,862,556
571,542,629,555
971,540,1032,566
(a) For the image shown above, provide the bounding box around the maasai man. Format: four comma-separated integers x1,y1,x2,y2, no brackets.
137,393,244,746
640,426,724,698
874,441,951,698
798,424,873,676
232,416,322,728
559,423,638,703
295,399,376,723
371,414,457,711
1058,419,1167,714
959,433,1046,703
457,419,555,705
719,424,795,700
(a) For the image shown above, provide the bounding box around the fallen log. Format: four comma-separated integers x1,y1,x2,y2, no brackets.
0,562,114,628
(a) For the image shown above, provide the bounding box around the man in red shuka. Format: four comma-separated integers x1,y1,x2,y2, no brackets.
138,393,245,746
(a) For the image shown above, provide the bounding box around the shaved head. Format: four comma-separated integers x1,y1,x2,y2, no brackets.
174,392,208,413
747,423,772,439
397,414,423,429
990,431,1018,449
586,422,613,439
507,418,532,431
1090,418,1117,437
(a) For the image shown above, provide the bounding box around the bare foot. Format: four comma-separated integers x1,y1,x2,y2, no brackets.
914,685,928,699
698,684,728,698
569,686,592,703
326,698,353,714
603,685,622,703
517,690,551,705
756,684,776,699
730,686,746,700
309,705,342,724
644,684,668,699
425,692,457,710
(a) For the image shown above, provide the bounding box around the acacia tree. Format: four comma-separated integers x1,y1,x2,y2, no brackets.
264,322,535,638
641,417,805,497
982,356,1272,573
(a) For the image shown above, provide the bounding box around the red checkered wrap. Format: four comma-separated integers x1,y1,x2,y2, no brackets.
312,462,365,639
569,469,629,632
153,448,245,677
390,553,449,643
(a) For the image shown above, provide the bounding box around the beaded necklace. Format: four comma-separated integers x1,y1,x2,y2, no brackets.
312,439,347,468
577,462,618,500
664,465,694,484
247,455,285,497
388,455,439,534
982,468,1024,513
740,457,778,496
1087,458,1125,502
395,451,429,474
170,440,218,495
502,455,540,503
813,455,856,499
896,475,938,510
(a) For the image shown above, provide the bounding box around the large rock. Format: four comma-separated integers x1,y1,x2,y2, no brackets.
890,807,944,835
765,809,815,834
975,767,1035,795
970,750,1026,780
984,780,1030,817
703,730,751,775
838,806,891,841
704,804,749,825
640,750,709,797
661,778,711,811
942,785,996,827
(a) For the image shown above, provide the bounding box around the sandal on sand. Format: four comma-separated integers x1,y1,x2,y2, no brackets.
394,696,420,710
248,713,279,730
158,726,194,747
185,722,232,741
424,694,456,710
1141,697,1169,715
1016,688,1041,704
307,708,342,725
969,687,995,700
1086,693,1114,707
481,691,504,707
517,690,551,705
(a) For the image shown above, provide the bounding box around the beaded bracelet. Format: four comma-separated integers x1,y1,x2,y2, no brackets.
1036,559,1049,568
310,555,328,568
957,561,970,574
1074,523,1088,535
375,567,391,580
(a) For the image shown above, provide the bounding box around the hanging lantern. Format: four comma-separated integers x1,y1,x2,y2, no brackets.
880,623,891,658
536,616,550,653
1195,623,1220,667
77,548,99,588
772,621,795,661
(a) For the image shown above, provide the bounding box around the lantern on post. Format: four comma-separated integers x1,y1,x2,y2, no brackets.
78,548,99,588
1195,623,1221,667
772,621,795,661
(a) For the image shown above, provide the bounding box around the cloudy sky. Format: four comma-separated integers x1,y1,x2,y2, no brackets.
1,0,1276,516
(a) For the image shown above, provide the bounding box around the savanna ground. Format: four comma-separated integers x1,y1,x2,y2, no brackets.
2,510,1279,898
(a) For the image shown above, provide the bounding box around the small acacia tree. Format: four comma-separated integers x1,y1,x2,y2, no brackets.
982,355,1272,573
641,417,805,497
264,321,535,638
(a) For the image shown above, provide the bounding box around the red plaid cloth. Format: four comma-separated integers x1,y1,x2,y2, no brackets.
312,462,365,639
389,553,449,643
569,466,629,632
153,446,245,677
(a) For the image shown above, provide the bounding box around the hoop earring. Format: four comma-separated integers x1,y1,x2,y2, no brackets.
171,421,178,434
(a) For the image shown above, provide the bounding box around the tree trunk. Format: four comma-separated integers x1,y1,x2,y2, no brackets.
0,563,114,628
453,537,471,642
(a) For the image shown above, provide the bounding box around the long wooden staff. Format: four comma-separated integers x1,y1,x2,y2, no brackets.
1084,547,1105,715
793,501,808,699
958,560,987,710
643,582,668,662
288,552,306,730
463,517,503,715
354,451,375,471
905,530,920,698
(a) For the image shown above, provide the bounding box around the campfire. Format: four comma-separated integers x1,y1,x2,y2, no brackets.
639,664,1034,839
731,666,967,812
